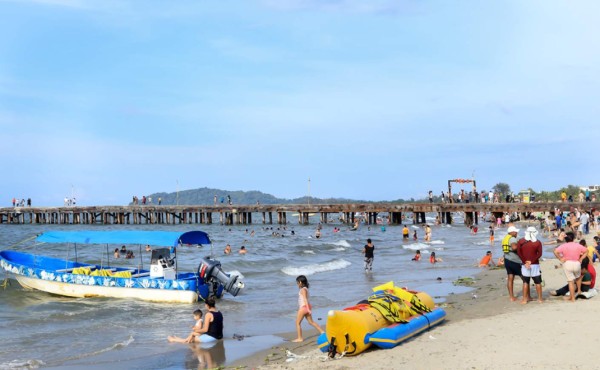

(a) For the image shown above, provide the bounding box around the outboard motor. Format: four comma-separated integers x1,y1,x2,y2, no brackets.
198,257,244,297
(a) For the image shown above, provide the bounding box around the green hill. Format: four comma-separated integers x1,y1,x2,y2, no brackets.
144,187,387,205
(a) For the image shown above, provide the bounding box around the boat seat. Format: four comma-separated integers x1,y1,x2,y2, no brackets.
55,266,94,273
55,267,76,273
131,272,151,278
56,267,116,274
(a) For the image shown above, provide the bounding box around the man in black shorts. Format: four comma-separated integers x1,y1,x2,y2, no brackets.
501,226,522,301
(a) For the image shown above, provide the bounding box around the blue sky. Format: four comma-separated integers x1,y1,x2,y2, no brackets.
1,0,599,206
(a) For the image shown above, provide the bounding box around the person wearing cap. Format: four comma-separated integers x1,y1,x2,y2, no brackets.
502,226,522,301
553,232,588,302
517,227,543,304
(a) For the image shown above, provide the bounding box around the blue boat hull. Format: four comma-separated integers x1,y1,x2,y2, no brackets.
0,250,224,303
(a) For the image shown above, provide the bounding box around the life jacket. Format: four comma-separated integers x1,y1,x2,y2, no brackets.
502,234,513,254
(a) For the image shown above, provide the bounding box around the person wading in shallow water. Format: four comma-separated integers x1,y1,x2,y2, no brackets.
363,238,375,273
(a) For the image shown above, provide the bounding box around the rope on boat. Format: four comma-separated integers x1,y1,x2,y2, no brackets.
7,234,38,250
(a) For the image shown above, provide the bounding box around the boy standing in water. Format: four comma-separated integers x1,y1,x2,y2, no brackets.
292,275,324,342
363,238,375,272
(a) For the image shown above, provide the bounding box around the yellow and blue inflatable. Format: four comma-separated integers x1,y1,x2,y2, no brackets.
317,282,446,356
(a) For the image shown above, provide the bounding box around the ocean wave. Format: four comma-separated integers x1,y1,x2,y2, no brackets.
60,335,134,362
330,247,345,252
403,243,430,251
0,359,45,369
303,250,316,254
281,259,351,276
329,240,351,248
428,240,445,245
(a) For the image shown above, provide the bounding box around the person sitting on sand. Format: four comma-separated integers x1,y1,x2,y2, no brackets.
546,228,566,245
412,250,421,261
594,237,600,262
171,309,203,344
430,251,442,264
168,297,222,343
479,251,495,267
551,257,595,298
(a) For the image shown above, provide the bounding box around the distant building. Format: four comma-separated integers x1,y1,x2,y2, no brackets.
579,185,600,192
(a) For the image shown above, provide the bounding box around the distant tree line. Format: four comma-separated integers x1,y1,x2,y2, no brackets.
143,184,597,206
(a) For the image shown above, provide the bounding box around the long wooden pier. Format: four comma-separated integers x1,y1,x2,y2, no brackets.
0,202,595,226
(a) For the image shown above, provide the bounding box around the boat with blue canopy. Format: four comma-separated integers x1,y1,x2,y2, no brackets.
0,230,244,303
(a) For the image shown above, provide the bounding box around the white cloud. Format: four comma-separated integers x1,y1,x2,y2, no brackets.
0,0,88,8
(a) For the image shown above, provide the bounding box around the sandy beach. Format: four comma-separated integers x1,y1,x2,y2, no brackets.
246,232,600,370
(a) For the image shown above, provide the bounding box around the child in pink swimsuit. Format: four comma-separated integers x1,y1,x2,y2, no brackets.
292,275,324,342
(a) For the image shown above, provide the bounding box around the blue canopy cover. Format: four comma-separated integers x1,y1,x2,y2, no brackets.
36,230,211,247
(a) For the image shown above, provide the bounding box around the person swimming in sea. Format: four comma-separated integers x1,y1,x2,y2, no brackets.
430,251,442,264
412,250,421,261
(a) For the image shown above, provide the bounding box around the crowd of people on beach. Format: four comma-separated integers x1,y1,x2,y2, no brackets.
497,205,600,304
430,189,597,204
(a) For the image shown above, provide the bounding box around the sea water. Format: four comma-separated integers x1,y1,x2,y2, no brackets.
0,216,551,369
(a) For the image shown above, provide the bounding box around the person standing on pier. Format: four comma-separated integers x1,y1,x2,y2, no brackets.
428,191,433,203
363,239,375,272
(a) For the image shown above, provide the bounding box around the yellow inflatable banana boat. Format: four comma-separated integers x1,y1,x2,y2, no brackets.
317,281,445,356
